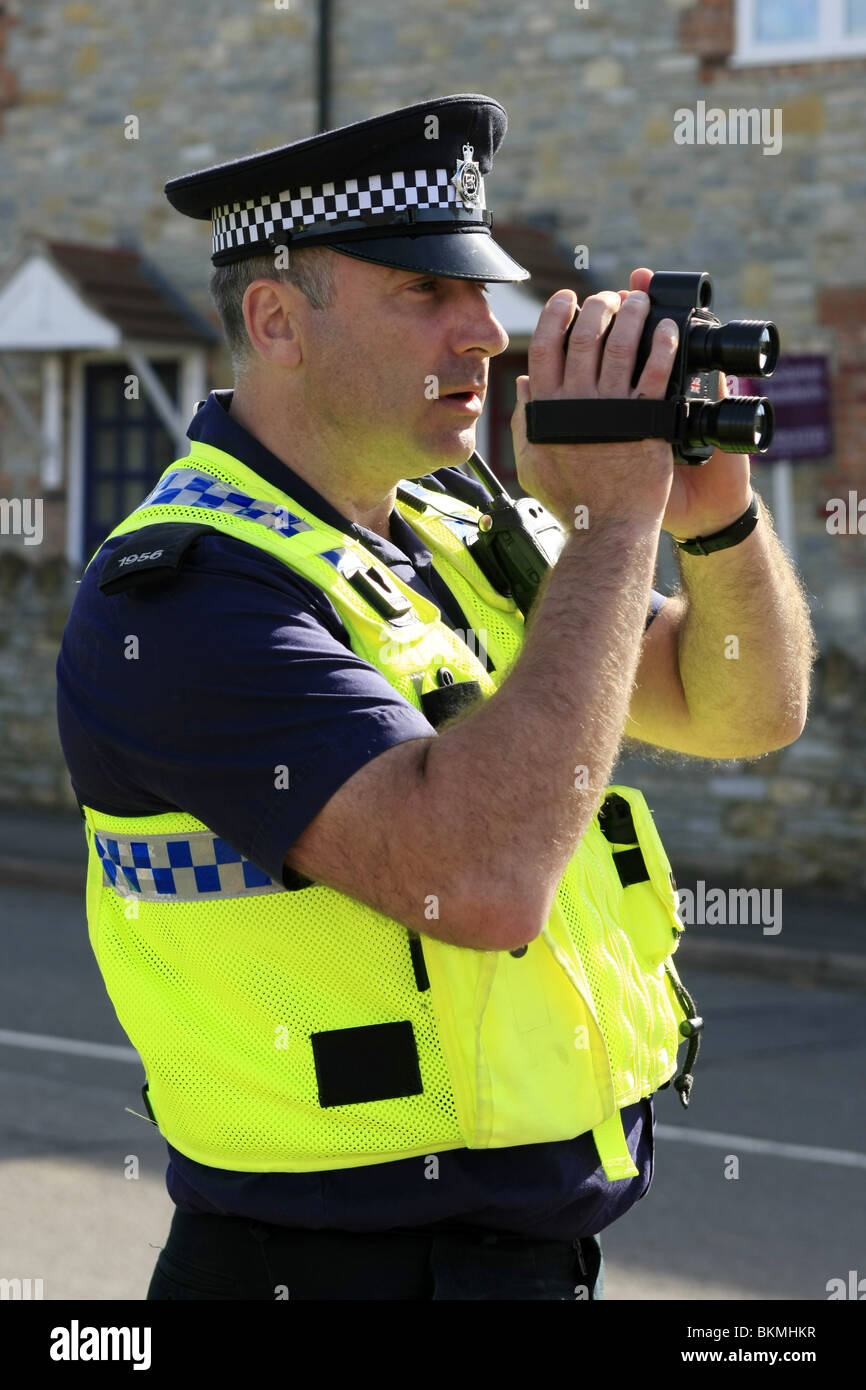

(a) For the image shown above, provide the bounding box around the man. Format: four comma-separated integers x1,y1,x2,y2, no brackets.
56,93,813,1301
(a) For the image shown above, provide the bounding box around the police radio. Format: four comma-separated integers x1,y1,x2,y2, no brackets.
462,451,565,620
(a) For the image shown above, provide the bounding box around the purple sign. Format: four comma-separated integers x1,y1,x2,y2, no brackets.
738,354,833,462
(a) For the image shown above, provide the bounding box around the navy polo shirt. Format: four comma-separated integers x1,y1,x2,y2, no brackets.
56,389,666,1242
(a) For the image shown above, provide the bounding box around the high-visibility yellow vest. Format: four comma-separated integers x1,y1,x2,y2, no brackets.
78,440,695,1181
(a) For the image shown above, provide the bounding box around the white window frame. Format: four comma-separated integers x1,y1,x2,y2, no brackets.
732,0,866,65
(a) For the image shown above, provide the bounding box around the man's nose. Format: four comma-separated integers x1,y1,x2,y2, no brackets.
454,299,510,359
485,310,510,358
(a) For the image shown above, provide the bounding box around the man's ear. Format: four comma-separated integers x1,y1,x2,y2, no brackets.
242,279,304,368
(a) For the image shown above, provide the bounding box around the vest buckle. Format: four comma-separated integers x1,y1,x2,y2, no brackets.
341,556,414,621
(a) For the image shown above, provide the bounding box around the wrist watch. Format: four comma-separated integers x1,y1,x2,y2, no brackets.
673,493,760,556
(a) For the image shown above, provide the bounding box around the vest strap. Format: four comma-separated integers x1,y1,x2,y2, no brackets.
612,846,650,887
663,961,704,1109
591,1110,640,1181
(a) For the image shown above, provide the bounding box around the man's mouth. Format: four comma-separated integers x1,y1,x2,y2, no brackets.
438,386,485,413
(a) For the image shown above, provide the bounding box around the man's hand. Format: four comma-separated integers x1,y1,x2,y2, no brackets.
618,280,813,760
622,268,753,539
511,273,679,532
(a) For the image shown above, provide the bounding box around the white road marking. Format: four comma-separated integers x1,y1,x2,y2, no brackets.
1,1029,863,1169
657,1123,866,1169
0,1028,139,1063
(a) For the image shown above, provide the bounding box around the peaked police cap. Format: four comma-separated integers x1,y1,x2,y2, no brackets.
164,93,530,282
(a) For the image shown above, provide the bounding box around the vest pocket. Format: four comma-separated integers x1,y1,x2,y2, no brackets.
420,933,614,1149
503,941,551,1032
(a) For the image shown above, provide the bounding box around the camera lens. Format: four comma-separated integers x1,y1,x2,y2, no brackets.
757,328,774,374
688,320,779,377
690,396,774,454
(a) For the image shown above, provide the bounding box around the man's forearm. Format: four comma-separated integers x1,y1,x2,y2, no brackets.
673,492,815,758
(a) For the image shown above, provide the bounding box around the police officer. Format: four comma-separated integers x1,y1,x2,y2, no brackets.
57,94,812,1301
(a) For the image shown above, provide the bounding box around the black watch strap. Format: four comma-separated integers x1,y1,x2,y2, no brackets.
673,493,759,556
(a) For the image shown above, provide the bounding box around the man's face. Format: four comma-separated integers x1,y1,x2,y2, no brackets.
298,251,510,478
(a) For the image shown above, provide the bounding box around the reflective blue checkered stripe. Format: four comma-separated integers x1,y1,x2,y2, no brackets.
94,829,284,901
319,546,349,571
133,468,314,537
132,470,398,585
132,468,483,559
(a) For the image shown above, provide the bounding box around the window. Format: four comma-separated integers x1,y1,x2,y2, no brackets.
733,0,866,63
83,360,180,560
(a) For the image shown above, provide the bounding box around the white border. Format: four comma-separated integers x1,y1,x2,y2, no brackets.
732,0,866,65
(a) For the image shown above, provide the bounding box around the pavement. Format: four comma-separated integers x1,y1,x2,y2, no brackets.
2,802,864,989
2,810,864,1305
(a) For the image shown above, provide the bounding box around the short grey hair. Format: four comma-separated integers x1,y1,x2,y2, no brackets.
208,245,338,377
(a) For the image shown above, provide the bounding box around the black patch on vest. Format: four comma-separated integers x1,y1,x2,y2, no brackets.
98,523,219,596
612,846,650,888
311,1021,423,1107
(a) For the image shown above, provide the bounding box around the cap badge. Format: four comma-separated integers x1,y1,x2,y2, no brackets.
452,143,482,208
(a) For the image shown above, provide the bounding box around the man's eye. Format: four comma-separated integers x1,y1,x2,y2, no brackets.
410,279,491,294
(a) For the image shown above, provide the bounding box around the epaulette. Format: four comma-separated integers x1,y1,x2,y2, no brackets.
97,522,218,596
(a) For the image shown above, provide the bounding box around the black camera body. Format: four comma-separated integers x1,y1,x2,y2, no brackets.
632,271,779,464
525,269,780,465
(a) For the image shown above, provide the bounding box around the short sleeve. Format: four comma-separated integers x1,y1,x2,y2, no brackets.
57,534,436,890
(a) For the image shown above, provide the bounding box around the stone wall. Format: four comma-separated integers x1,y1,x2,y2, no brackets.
0,0,863,889
617,646,866,894
0,551,78,809
0,0,317,326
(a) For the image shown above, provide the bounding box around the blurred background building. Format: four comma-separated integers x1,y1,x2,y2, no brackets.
0,0,863,891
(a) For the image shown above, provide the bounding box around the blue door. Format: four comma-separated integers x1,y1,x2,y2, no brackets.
83,360,180,560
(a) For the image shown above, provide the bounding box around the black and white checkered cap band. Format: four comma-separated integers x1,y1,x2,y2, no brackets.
212,167,487,258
